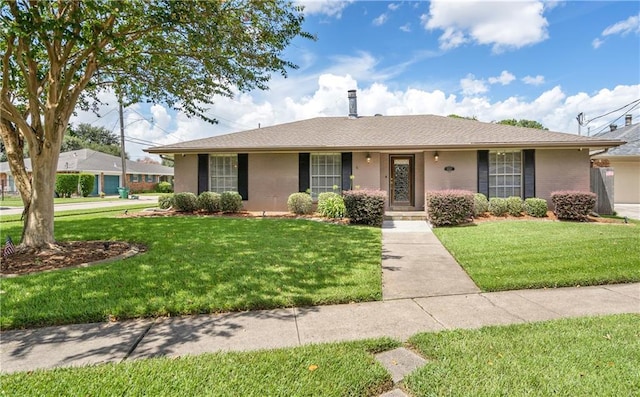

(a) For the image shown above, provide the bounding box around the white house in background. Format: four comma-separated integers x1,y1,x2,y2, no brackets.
0,149,174,195
591,115,640,204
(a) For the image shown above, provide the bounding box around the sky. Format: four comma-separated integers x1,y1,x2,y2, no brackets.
69,0,640,161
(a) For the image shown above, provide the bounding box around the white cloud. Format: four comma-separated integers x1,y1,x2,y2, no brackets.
592,38,604,49
488,70,516,85
522,75,545,85
295,0,353,18
421,0,549,53
602,14,640,36
399,23,411,32
372,13,388,26
388,3,400,11
460,74,488,95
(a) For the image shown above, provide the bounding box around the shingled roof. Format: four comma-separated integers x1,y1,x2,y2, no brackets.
591,123,639,157
146,114,624,154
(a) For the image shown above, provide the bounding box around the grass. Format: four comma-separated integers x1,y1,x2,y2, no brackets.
0,203,152,223
0,215,382,330
433,220,640,291
0,195,126,206
405,314,640,397
0,338,400,396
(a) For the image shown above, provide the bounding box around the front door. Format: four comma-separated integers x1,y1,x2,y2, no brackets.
390,155,414,207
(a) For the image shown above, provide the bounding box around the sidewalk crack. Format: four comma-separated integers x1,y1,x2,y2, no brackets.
411,298,447,329
292,307,301,346
122,320,154,362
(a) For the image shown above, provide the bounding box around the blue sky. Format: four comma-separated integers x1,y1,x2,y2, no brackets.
71,1,640,161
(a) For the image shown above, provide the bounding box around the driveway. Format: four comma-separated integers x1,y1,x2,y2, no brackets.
615,203,640,220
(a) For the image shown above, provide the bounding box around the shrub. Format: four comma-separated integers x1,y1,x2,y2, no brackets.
158,194,174,209
287,192,313,215
506,196,523,216
473,193,489,217
426,190,474,227
156,181,173,193
55,174,78,198
551,191,596,220
198,191,221,213
78,173,95,197
220,191,243,213
343,189,387,226
489,197,508,216
172,192,198,212
524,198,548,217
317,192,346,218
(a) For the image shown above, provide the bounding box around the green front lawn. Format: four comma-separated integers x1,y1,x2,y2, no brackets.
0,216,382,330
0,338,399,396
405,314,640,396
433,221,640,291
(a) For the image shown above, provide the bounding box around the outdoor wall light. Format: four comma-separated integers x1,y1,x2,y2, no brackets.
366,153,371,163
434,151,439,162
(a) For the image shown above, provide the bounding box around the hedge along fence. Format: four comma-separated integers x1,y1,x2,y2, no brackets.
551,191,596,220
426,190,474,226
343,189,387,226
55,173,95,197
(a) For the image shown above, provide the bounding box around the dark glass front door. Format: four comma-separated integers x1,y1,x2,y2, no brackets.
390,155,414,206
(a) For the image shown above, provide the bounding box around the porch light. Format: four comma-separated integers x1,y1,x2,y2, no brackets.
366,153,371,163
434,151,439,162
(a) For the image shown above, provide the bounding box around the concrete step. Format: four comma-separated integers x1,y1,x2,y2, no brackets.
384,211,427,221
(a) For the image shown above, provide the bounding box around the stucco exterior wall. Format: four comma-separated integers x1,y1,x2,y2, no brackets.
424,150,477,198
244,153,298,211
609,159,640,204
352,152,380,190
173,154,198,194
536,149,590,206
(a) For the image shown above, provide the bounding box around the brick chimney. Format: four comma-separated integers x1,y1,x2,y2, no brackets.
348,90,358,119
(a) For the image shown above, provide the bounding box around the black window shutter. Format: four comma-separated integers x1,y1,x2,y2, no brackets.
197,154,209,194
238,153,248,200
523,149,535,198
341,152,352,191
299,153,310,192
477,150,489,197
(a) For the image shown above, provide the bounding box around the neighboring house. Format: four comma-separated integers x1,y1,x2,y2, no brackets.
146,91,623,212
591,115,640,204
0,148,174,195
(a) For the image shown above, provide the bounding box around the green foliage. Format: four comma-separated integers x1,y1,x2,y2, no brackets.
220,191,243,213
524,198,548,217
505,196,523,216
198,191,221,213
426,190,474,227
473,193,489,217
172,192,198,212
498,119,548,130
343,189,387,227
551,191,596,220
158,194,174,210
63,124,123,157
317,192,346,219
155,181,173,193
78,173,95,197
447,114,478,120
287,192,313,215
55,174,78,198
488,197,508,216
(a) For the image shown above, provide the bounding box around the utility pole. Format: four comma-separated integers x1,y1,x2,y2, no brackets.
119,99,127,190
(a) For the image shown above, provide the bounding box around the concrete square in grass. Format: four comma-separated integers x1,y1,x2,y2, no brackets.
375,347,427,383
0,319,152,374
128,308,298,360
413,294,524,329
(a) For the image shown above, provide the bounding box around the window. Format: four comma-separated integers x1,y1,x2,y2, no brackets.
310,153,341,198
489,151,522,198
209,154,238,193
132,174,139,183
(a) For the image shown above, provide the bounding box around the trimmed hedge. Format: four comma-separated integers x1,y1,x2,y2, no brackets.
317,192,346,218
287,192,313,215
220,191,243,213
506,196,523,217
78,173,95,197
198,191,221,213
343,189,387,226
473,193,489,217
524,198,548,217
156,181,173,193
173,192,198,212
55,174,78,198
551,191,596,220
158,194,174,209
426,190,474,227
488,197,508,216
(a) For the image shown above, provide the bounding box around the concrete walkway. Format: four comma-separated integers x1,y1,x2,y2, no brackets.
0,195,159,217
1,221,639,374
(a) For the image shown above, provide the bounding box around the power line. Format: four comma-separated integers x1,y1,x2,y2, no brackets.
580,98,640,126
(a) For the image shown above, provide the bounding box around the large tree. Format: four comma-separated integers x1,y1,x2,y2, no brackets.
1,0,310,249
498,119,548,130
62,123,123,157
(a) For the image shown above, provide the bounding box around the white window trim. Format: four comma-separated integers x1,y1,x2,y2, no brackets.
209,154,238,193
489,150,522,198
310,153,341,199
